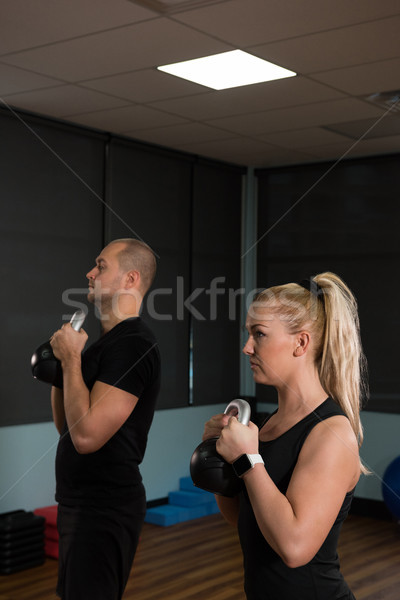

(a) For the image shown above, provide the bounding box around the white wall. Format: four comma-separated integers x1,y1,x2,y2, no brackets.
0,421,58,513
0,404,226,513
354,410,400,500
141,404,226,499
1,404,400,514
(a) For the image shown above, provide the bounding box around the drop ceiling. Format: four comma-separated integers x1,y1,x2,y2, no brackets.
1,0,399,167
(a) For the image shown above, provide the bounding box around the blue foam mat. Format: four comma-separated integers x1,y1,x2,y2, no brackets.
145,477,219,526
168,489,217,507
145,503,219,527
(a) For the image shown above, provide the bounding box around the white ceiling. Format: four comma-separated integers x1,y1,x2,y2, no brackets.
1,0,400,167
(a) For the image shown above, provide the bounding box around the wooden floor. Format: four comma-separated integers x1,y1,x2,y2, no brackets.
1,513,400,599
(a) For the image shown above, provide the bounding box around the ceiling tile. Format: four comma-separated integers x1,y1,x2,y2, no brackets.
311,57,400,96
80,68,207,103
176,135,279,165
0,63,62,95
149,77,344,120
260,151,320,167
206,98,385,136
325,116,400,141
0,0,157,55
306,135,400,162
132,0,225,14
124,121,232,146
0,0,399,167
342,135,400,157
251,15,400,74
259,127,350,149
174,0,400,47
67,104,188,133
2,85,129,118
1,19,230,81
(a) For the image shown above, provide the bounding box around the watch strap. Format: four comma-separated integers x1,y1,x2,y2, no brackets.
232,453,264,478
247,454,263,466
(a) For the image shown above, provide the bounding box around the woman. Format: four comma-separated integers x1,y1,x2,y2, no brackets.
203,272,368,600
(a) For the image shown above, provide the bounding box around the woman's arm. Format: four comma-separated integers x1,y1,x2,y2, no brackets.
217,415,360,567
216,495,240,526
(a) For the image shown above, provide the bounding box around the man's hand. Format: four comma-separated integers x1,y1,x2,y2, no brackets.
202,413,230,441
50,324,88,364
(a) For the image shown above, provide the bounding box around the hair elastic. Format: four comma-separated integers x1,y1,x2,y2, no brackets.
299,278,325,303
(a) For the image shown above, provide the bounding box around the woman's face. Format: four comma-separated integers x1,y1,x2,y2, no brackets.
243,304,299,388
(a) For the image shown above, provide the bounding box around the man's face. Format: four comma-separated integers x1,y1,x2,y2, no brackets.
86,243,126,308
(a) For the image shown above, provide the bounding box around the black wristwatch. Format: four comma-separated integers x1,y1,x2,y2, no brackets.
232,453,264,478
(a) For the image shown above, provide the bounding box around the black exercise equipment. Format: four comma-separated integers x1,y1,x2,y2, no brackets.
190,399,251,497
0,510,45,575
31,310,86,386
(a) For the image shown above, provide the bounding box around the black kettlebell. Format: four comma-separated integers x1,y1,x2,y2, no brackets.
31,310,86,387
190,399,251,497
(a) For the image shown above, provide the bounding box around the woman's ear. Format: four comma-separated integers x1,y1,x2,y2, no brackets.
293,332,310,357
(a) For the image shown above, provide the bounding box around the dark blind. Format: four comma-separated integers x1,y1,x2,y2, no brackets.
0,110,104,426
255,154,400,411
106,139,193,409
191,161,243,406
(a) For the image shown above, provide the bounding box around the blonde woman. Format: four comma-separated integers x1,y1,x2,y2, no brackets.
203,273,367,600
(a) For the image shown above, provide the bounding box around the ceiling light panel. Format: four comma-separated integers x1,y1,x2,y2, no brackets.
158,50,297,90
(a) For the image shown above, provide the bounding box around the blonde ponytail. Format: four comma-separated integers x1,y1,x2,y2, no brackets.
314,273,368,471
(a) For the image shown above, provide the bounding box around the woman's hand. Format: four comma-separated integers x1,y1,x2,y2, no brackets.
216,417,259,463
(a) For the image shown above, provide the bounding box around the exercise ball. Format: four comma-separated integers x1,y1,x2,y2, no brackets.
382,456,400,520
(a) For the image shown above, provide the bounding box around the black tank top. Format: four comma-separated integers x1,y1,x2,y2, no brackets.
238,398,356,600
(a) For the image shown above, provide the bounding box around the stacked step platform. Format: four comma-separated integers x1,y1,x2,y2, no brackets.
145,476,219,527
0,510,45,575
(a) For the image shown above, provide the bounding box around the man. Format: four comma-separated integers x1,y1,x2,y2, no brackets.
50,238,161,600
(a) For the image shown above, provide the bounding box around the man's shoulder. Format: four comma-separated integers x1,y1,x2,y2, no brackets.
117,317,157,342
104,318,159,358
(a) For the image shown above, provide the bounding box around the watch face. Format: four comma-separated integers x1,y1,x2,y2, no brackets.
233,454,252,478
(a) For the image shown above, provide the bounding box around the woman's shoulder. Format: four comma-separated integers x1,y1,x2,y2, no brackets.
302,410,360,477
308,403,358,448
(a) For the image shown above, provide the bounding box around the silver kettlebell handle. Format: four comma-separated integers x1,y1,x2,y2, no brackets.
69,309,87,332
224,398,251,426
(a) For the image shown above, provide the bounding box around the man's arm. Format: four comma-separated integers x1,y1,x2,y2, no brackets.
201,412,240,525
62,364,139,454
51,386,65,434
50,324,138,454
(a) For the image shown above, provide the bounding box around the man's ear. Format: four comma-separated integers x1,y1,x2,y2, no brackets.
125,270,140,289
293,332,310,357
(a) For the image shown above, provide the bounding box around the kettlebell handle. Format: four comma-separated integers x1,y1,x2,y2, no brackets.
70,309,86,331
31,309,87,386
224,398,251,426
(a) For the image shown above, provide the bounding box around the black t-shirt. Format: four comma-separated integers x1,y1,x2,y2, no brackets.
55,317,161,507
238,398,355,600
